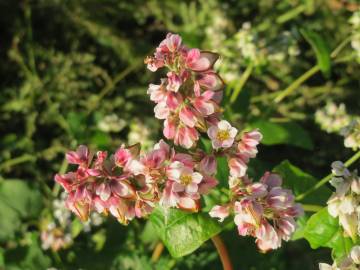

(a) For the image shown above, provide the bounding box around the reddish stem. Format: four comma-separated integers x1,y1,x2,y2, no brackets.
211,235,233,270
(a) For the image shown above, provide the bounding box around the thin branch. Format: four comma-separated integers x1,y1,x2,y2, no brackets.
211,235,233,270
151,242,164,263
296,150,360,201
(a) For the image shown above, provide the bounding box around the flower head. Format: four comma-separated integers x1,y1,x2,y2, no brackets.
207,120,238,149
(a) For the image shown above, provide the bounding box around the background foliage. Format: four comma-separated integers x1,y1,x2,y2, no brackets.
0,0,359,269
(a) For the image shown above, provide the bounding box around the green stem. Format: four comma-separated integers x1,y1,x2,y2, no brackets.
86,59,143,115
330,36,352,58
296,150,360,201
302,204,324,212
276,4,306,24
0,154,36,171
24,0,37,77
274,65,320,103
272,36,351,104
229,63,253,104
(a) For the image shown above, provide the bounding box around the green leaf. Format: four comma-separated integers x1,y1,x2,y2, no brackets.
300,28,331,77
0,180,43,218
199,138,212,153
149,206,222,258
0,180,43,242
273,160,332,240
0,247,4,267
4,232,51,270
0,202,21,242
248,120,313,150
215,156,229,188
273,160,331,204
304,208,355,260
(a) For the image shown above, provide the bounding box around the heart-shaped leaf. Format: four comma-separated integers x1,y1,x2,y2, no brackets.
149,206,222,258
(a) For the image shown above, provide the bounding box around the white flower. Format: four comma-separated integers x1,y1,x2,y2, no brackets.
331,161,351,178
167,161,203,194
350,245,360,265
207,120,238,149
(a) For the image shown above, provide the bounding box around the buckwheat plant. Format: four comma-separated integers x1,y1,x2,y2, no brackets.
55,33,304,266
315,101,360,150
327,161,360,241
319,245,360,270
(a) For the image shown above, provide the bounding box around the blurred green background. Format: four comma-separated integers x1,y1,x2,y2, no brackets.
0,0,359,269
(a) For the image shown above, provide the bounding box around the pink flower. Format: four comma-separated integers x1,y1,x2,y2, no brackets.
160,180,180,208
238,129,262,158
166,71,182,92
154,101,170,119
159,33,182,53
267,187,294,210
234,200,263,236
166,92,183,110
255,221,281,252
167,161,203,194
208,120,238,149
198,175,218,194
196,72,224,91
66,145,90,167
276,217,297,241
186,49,219,72
260,172,282,188
228,156,248,178
179,105,199,128
192,90,218,116
114,146,133,168
199,155,217,175
209,205,230,222
174,125,199,149
163,118,176,139
144,56,164,72
210,171,302,252
147,81,167,103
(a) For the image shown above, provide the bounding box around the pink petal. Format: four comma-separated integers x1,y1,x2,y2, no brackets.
197,72,224,91
179,106,197,127
207,125,218,140
187,51,219,72
163,118,176,139
178,197,199,212
185,183,198,193
209,205,229,222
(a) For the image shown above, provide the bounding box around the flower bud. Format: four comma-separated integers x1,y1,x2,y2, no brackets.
350,245,360,264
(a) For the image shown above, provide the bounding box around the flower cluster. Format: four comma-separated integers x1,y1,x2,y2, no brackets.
55,144,157,224
55,140,217,223
319,245,360,270
340,119,360,151
208,125,302,252
315,101,360,150
145,33,224,149
315,102,351,134
41,222,73,252
210,172,303,252
350,10,360,63
54,33,303,253
327,161,360,240
41,192,103,251
41,192,73,251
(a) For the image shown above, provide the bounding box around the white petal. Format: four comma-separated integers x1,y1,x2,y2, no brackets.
185,183,198,193
229,127,238,138
207,126,218,140
218,120,231,130
192,172,203,183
